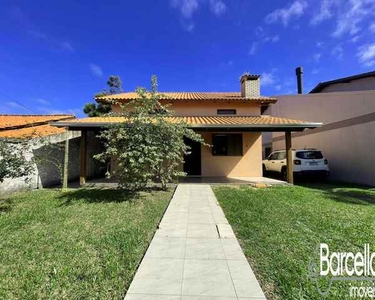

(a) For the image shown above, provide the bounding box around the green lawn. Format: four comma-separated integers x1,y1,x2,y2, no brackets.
0,188,172,300
214,182,375,300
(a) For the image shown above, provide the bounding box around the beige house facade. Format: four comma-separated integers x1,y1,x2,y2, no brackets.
53,74,321,184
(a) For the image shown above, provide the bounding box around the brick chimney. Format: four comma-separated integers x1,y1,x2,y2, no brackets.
240,74,260,98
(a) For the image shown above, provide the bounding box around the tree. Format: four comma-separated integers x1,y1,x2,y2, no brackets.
95,75,204,191
0,139,34,183
83,75,122,117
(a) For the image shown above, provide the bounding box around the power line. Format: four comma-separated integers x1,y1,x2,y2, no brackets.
0,91,38,114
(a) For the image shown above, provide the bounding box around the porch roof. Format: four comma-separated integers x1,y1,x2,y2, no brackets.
51,116,322,132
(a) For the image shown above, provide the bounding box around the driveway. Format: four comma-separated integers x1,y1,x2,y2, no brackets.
124,184,266,300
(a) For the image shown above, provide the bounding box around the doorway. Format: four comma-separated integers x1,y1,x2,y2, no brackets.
184,138,201,176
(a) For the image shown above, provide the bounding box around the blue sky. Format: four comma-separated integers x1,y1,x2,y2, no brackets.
1,0,375,117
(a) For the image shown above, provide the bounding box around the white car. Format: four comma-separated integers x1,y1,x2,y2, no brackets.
262,149,330,180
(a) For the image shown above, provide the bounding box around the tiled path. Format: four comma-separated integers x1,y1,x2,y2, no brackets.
124,184,266,300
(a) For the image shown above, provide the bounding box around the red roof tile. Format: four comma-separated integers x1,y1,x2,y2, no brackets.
96,92,276,103
0,115,75,139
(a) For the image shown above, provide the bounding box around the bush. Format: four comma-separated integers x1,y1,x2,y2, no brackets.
95,75,203,190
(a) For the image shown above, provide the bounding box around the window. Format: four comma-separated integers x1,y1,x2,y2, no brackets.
217,109,237,115
277,152,286,160
212,134,243,156
296,151,323,159
268,153,278,160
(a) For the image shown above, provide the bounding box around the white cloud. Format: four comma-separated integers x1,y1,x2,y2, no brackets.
333,0,375,37
28,30,47,39
261,70,277,86
310,0,337,25
312,69,320,75
265,0,307,26
210,0,227,16
311,0,375,37
357,43,375,67
370,22,375,32
255,26,264,37
350,35,361,43
332,45,344,59
61,42,74,52
250,27,279,56
275,85,282,91
171,0,227,31
316,41,324,48
263,35,280,43
171,0,199,18
313,53,322,62
89,63,103,77
181,20,195,31
249,42,258,55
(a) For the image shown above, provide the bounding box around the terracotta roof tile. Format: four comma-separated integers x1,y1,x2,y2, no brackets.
0,124,67,139
0,115,74,130
0,115,75,139
96,92,276,103
52,116,321,128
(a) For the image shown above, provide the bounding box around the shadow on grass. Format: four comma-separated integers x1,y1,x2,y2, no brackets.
58,187,166,205
298,180,375,205
0,197,12,213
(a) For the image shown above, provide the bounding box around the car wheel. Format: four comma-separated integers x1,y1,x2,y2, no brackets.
262,164,267,176
282,167,287,181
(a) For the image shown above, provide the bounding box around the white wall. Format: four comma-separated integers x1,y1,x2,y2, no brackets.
264,90,375,186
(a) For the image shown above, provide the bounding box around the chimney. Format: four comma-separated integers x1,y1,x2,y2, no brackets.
295,67,303,94
240,74,260,98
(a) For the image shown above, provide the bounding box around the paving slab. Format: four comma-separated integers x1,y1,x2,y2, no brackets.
124,184,266,300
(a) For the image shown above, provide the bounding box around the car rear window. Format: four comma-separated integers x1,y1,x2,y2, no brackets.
296,151,323,159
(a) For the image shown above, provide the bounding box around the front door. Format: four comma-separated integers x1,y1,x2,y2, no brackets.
183,138,201,176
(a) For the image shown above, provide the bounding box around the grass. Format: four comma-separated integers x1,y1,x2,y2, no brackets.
213,182,375,300
0,188,172,300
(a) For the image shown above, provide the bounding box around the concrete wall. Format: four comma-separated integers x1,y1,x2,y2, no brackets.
200,132,262,177
264,90,375,186
320,77,375,93
0,130,106,194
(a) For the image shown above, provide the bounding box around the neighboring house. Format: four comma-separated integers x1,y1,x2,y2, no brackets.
0,115,105,193
263,71,375,186
310,71,375,93
52,74,322,184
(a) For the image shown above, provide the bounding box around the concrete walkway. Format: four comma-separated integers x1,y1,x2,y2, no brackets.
124,184,266,300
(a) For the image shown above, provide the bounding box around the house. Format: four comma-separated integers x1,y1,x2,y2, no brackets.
52,74,322,184
0,114,105,193
263,70,375,186
310,70,375,93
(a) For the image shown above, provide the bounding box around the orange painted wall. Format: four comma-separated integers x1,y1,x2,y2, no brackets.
169,102,260,116
112,101,260,116
199,131,262,177
111,101,263,177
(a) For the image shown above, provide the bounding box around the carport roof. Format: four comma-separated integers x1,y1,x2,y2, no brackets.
51,116,322,132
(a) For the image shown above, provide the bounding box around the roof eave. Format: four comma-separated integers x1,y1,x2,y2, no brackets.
51,121,322,132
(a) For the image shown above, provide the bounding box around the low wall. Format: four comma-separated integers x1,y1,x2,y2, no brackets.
0,131,106,194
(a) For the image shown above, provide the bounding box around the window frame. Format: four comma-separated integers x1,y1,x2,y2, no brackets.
212,133,243,157
217,109,237,115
